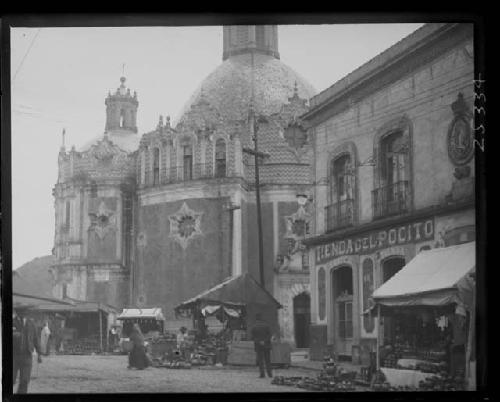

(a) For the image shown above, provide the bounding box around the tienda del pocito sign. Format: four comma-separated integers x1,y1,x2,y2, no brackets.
315,219,434,264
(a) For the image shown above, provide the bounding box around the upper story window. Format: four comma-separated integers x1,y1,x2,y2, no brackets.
326,153,355,232
65,200,71,232
183,144,193,180
153,148,160,185
215,139,227,178
373,128,411,219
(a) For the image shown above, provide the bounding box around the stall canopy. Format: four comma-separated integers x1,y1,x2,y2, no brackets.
175,273,282,336
34,298,117,315
372,241,475,310
175,273,282,313
117,308,165,321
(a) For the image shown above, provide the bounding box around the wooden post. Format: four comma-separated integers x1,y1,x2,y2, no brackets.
376,304,381,371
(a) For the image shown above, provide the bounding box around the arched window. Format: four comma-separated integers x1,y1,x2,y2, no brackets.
326,154,354,231
153,148,160,185
183,144,193,180
382,256,405,283
65,200,71,232
373,129,411,218
120,109,125,128
362,259,375,333
215,139,226,178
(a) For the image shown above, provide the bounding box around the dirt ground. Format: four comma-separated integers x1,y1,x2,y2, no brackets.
16,354,313,393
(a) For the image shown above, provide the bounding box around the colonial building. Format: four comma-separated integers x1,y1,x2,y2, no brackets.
301,23,475,362
51,25,317,346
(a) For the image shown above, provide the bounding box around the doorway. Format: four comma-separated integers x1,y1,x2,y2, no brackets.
293,292,310,348
332,265,354,358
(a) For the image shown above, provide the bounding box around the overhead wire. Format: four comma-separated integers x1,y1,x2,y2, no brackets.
12,28,41,84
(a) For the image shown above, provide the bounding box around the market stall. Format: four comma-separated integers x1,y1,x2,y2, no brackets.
116,308,167,354
35,300,117,354
370,241,475,391
174,273,290,367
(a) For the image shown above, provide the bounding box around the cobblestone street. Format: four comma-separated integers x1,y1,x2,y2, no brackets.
21,355,311,393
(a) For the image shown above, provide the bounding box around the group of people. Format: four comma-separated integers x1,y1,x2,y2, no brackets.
12,308,275,393
125,313,275,379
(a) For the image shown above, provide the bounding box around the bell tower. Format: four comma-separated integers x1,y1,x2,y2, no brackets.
104,76,138,134
222,25,280,60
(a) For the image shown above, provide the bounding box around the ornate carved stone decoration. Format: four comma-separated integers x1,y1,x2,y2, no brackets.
169,202,203,249
283,205,312,260
447,92,473,167
273,82,310,152
89,200,116,240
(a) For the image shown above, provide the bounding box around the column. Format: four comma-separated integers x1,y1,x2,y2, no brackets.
232,191,242,276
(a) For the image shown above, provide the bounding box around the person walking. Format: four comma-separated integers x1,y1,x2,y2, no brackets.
40,322,51,356
251,313,273,378
128,323,149,370
13,308,43,394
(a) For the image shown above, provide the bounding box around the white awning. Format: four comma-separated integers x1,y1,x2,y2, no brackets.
372,242,475,308
117,308,165,321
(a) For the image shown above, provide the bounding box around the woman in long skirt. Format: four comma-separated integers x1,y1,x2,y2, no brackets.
128,324,149,370
40,322,51,356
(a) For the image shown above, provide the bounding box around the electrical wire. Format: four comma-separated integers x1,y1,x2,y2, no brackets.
12,28,41,84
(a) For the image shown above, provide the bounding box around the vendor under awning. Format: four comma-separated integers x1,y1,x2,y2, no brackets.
372,241,475,310
175,273,282,340
369,241,476,389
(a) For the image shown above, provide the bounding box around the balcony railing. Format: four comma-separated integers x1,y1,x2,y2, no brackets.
325,198,355,232
372,180,411,219
144,163,231,187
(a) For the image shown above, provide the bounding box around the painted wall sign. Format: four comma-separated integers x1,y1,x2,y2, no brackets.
315,218,434,264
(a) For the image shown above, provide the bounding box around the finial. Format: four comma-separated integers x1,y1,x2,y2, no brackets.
158,115,164,128
166,116,171,128
293,81,299,97
134,91,137,99
61,128,66,149
120,76,126,87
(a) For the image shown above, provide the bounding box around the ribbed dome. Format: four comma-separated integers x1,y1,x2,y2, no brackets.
176,53,316,125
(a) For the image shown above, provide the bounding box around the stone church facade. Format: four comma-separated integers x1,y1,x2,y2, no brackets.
51,25,317,346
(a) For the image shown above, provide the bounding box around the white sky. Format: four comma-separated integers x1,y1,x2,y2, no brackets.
11,23,424,269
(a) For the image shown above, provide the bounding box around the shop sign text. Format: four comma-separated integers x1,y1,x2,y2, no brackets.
315,219,434,264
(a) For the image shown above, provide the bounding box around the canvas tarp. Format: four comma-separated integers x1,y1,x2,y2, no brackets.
117,308,165,321
174,273,282,337
372,242,475,310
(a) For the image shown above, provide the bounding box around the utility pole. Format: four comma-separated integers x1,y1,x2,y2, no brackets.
243,51,270,288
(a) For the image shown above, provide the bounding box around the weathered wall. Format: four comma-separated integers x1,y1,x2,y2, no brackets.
312,33,474,233
136,196,231,320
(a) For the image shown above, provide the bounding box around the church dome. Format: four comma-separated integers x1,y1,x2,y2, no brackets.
176,52,316,126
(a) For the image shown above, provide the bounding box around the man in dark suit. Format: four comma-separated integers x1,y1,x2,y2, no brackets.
13,308,43,394
251,313,273,378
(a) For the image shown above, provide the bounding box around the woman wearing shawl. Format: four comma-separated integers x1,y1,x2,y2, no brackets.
128,323,150,369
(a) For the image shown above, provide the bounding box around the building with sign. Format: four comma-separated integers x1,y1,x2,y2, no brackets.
301,23,475,362
51,25,316,345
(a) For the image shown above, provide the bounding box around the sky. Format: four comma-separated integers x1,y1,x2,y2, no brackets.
10,23,424,269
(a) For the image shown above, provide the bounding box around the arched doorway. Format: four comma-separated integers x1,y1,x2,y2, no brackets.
293,292,310,348
381,256,405,344
331,265,354,358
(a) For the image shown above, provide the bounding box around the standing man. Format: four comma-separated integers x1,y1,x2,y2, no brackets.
13,308,43,393
251,313,273,378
